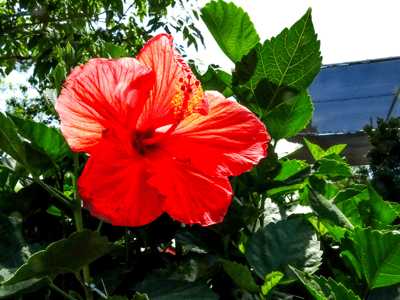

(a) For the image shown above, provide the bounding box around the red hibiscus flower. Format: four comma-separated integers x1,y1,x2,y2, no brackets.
56,34,270,227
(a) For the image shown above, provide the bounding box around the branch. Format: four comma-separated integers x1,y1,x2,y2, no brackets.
0,55,33,62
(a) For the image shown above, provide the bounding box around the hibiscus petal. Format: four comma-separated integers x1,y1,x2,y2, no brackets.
159,91,271,177
56,58,154,153
146,148,233,226
137,34,194,130
78,128,164,227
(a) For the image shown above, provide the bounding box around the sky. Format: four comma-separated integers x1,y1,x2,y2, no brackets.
2,0,400,111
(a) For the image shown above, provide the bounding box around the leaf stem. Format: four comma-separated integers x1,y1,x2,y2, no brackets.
49,283,77,300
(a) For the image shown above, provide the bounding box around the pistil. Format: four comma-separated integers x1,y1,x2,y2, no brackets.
141,74,201,146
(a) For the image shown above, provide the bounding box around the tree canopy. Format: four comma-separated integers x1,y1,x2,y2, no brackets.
0,0,204,123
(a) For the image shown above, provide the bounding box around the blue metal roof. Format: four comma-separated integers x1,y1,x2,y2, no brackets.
307,56,400,134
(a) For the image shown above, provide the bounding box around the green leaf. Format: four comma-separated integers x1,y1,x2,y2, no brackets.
0,112,29,168
333,195,364,228
290,267,361,300
307,186,354,230
220,259,260,294
201,0,259,63
366,181,397,230
246,218,322,280
326,144,347,156
0,212,43,283
0,277,52,299
168,254,220,283
0,112,52,176
189,63,233,98
51,64,66,96
314,156,353,179
212,198,261,235
266,183,306,197
135,273,219,299
2,229,114,286
261,271,284,296
8,115,71,163
232,8,321,113
263,89,313,141
103,42,129,59
132,293,149,300
275,159,310,181
46,205,61,217
304,138,326,161
107,296,129,300
175,228,220,254
350,227,400,289
264,7,321,97
309,176,339,200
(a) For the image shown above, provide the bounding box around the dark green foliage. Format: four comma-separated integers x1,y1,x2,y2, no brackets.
364,117,400,201
1,2,399,299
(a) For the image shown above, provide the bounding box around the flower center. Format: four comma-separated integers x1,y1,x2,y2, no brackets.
141,74,204,147
171,74,204,119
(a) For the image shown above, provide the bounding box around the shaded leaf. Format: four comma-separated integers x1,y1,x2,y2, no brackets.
290,267,361,300
220,259,260,294
107,296,129,300
134,272,218,300
307,186,354,230
175,228,221,254
132,293,149,300
2,229,114,286
201,0,259,63
168,254,220,283
0,277,52,299
246,218,322,280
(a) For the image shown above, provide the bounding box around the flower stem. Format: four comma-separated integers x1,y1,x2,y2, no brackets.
125,227,129,264
49,283,77,300
72,152,93,298
32,176,74,209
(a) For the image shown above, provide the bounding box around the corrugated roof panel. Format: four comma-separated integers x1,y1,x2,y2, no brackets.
308,57,400,134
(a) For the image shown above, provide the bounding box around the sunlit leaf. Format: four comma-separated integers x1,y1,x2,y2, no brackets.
350,227,400,289
0,112,52,176
8,114,71,163
232,8,321,113
263,90,313,141
261,271,284,296
201,0,259,63
366,181,397,230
